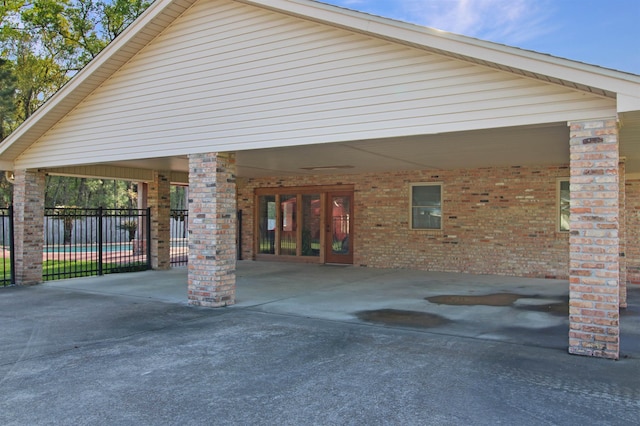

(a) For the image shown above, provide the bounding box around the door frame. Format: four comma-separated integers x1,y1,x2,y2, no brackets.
324,191,354,264
254,185,354,264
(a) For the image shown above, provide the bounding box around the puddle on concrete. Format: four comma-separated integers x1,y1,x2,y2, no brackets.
356,309,450,328
516,300,569,316
426,293,523,306
426,293,569,316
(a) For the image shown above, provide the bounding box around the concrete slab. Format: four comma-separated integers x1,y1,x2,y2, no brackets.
43,267,189,304
1,269,639,425
41,261,640,357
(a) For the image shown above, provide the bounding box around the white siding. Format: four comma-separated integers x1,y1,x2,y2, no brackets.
17,0,616,168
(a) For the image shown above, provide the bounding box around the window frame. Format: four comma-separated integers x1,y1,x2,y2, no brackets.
557,178,570,233
409,182,443,231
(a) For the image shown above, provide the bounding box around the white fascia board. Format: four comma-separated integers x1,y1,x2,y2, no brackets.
239,0,640,96
618,94,640,113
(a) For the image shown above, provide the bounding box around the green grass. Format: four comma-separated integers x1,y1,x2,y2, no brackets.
0,259,148,281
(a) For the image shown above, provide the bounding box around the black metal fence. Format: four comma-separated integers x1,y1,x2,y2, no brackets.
0,207,15,286
0,206,196,286
43,207,151,280
170,209,188,267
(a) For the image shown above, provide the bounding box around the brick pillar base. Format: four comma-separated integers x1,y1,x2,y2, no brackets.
568,118,620,359
148,172,171,270
13,169,45,285
187,152,236,307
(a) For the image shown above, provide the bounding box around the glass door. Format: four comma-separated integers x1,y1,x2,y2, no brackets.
325,192,353,264
255,186,353,264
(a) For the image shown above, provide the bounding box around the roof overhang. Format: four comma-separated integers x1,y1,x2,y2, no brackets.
239,0,640,97
1,0,639,168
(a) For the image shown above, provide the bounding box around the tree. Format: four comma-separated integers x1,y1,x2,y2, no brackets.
0,0,151,208
1,0,151,121
45,175,138,208
0,59,17,206
0,58,17,141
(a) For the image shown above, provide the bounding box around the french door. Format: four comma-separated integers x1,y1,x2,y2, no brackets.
255,186,353,264
324,192,353,264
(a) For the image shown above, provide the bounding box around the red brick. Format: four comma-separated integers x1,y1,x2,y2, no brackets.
568,118,620,360
188,152,237,307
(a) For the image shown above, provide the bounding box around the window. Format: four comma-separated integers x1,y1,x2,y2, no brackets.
410,183,442,230
558,179,570,232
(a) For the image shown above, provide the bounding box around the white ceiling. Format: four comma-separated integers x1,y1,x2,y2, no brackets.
236,123,571,177
108,122,572,178
98,118,640,179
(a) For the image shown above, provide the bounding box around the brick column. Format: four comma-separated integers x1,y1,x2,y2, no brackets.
13,169,45,285
133,182,148,255
568,118,620,359
187,152,236,307
148,171,171,270
619,159,627,308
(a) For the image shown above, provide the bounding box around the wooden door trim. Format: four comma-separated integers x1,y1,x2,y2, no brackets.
324,191,354,264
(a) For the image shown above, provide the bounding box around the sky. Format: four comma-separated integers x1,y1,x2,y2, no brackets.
320,0,640,75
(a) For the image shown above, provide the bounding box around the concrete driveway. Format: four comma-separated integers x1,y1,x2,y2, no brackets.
1,262,639,424
39,261,640,355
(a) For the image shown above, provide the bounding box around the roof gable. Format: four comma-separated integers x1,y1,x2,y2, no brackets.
1,0,638,167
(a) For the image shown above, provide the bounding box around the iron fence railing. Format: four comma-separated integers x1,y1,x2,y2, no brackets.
0,207,15,286
1,206,198,285
170,209,188,267
43,207,151,280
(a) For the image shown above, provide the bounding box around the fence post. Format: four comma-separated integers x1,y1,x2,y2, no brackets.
9,205,15,285
237,210,242,261
98,207,103,276
146,207,152,269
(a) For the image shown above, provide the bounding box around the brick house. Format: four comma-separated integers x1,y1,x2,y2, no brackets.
1,0,639,359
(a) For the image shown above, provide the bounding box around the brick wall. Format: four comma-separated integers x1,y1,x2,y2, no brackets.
238,164,571,278
13,169,46,285
626,179,640,284
148,171,171,269
619,161,627,308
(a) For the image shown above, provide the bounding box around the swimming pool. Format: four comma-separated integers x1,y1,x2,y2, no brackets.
44,243,134,253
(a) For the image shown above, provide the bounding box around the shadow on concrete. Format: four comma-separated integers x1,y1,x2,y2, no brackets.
39,261,640,357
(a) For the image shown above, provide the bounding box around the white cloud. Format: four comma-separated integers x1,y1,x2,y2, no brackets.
414,0,555,44
332,0,557,45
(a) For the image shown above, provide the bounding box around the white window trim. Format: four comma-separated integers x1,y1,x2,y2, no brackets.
557,178,570,233
409,182,443,231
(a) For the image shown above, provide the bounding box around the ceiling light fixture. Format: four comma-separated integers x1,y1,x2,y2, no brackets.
300,165,354,171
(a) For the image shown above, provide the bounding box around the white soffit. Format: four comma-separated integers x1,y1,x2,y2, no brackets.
234,122,571,177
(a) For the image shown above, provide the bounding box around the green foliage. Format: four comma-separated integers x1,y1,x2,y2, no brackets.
118,219,138,241
0,1,152,208
101,0,149,39
170,186,187,210
45,176,138,208
0,0,151,124
0,58,17,140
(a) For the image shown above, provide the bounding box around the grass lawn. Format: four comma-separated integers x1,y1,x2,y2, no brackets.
0,260,148,281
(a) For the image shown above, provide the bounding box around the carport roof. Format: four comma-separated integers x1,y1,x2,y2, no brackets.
1,0,639,168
